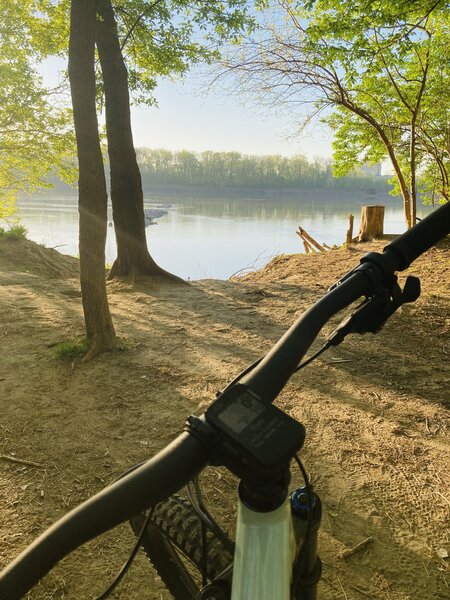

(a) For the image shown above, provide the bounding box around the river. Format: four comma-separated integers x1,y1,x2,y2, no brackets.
15,190,434,280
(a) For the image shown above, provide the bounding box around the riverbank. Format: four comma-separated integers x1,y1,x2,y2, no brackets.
0,237,448,599
140,184,392,200
39,179,394,200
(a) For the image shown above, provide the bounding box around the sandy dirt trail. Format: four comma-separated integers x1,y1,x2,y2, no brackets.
0,236,448,599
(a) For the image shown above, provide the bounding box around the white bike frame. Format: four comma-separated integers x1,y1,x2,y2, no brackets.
231,497,296,600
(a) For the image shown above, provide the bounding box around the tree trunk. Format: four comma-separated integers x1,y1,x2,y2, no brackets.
410,118,417,226
96,0,182,282
68,0,116,357
358,205,385,242
342,100,412,229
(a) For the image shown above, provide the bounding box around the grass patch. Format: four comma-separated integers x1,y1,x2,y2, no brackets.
115,337,134,351
53,339,88,360
0,224,28,241
53,337,130,360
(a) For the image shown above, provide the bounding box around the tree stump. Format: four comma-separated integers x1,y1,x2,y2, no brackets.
358,205,385,242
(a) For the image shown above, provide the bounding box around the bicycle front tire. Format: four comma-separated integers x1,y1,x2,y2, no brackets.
130,494,233,599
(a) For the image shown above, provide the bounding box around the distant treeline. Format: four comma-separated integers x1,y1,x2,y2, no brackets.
136,148,389,191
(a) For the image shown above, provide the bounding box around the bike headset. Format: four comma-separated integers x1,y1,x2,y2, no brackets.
1,201,449,599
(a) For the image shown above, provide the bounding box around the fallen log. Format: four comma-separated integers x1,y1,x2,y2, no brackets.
296,226,326,252
301,237,314,253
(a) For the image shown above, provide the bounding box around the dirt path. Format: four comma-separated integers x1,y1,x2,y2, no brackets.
0,237,448,599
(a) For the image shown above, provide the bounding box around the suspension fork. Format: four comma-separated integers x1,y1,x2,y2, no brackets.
290,486,322,600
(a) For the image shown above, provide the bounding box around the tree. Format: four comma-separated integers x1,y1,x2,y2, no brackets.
222,0,449,228
413,15,450,204
133,147,385,189
92,0,254,278
0,0,74,219
314,0,449,225
68,0,116,357
96,0,179,279
36,0,252,355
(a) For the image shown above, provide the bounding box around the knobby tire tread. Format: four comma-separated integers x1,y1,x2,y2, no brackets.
130,494,233,596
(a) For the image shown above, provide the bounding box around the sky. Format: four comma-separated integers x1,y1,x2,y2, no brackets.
130,78,334,158
41,58,334,159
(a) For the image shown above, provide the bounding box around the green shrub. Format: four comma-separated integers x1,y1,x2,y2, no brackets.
0,224,28,240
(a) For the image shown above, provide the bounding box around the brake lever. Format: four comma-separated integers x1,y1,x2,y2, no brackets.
327,275,421,346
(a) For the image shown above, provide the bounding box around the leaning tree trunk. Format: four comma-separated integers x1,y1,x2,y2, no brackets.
342,101,412,229
96,0,181,281
68,0,116,357
410,119,418,226
358,205,385,242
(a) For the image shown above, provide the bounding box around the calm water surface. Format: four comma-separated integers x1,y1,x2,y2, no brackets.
15,191,434,280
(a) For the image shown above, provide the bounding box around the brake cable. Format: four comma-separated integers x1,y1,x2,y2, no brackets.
94,507,155,600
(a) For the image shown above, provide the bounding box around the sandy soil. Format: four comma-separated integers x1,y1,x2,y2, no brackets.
0,236,448,599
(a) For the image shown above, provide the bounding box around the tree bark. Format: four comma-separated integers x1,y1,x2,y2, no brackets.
358,205,385,242
96,0,182,282
341,99,412,229
410,117,418,225
68,0,116,357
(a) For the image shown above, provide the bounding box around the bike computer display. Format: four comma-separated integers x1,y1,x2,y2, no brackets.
205,384,305,470
215,389,265,434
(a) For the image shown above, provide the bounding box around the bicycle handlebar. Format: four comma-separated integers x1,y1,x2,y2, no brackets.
240,201,450,401
383,204,450,270
240,270,369,401
0,433,208,600
1,202,449,599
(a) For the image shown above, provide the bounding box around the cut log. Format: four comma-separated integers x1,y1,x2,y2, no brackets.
346,214,354,245
358,205,385,242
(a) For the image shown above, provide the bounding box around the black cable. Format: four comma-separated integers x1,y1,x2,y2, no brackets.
200,516,208,588
93,461,156,600
293,455,313,593
220,340,330,397
111,460,146,481
187,478,235,553
220,356,263,394
94,507,154,600
293,341,331,372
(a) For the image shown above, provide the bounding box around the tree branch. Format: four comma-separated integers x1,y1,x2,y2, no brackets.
118,0,165,51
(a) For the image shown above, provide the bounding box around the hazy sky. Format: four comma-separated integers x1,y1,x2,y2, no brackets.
42,58,333,158
131,78,334,158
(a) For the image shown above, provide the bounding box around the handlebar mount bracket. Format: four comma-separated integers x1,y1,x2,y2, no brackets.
186,384,305,484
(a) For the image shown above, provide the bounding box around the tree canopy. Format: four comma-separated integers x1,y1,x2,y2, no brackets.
0,0,75,219
221,0,449,226
1,0,255,218
311,0,450,217
38,0,255,104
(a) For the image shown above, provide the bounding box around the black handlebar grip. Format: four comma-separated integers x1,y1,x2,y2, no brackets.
383,202,450,270
0,432,209,600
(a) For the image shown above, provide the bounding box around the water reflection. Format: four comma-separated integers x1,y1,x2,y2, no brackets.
15,193,434,280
